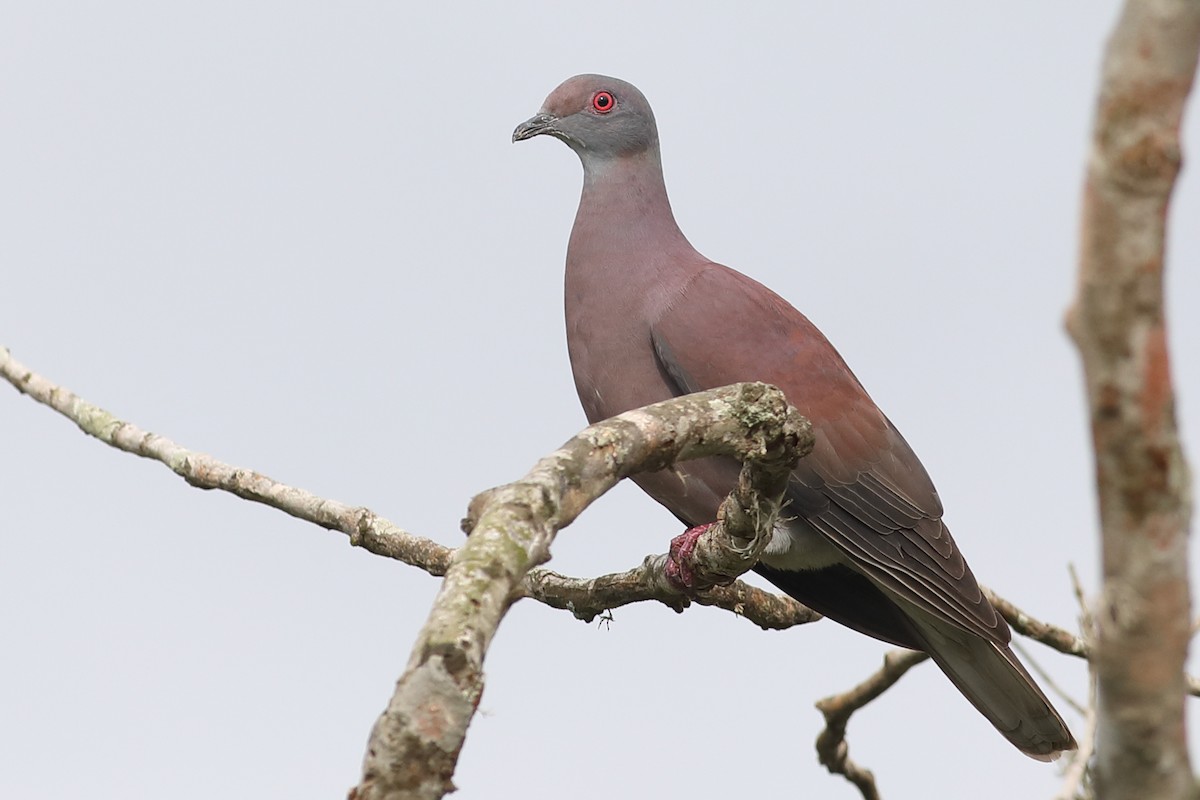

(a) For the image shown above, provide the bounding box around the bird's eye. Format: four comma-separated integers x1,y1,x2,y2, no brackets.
591,91,615,113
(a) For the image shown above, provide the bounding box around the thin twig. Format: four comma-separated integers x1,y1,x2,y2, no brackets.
1053,669,1098,800
814,649,929,800
1012,639,1086,717
1054,565,1099,800
1068,563,1089,623
0,348,452,573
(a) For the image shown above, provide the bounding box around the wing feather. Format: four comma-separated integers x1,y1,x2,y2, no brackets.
651,265,1006,645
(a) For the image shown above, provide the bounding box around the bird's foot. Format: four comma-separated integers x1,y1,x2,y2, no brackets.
665,523,716,593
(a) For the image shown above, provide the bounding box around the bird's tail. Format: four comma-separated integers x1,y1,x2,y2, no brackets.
905,606,1078,760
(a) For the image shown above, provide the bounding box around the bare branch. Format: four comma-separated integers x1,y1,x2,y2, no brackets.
985,584,1200,701
4,347,821,633
1053,669,1098,800
0,347,455,575
523,560,822,630
986,588,1089,658
1066,2,1199,797
814,649,929,800
1052,564,1099,800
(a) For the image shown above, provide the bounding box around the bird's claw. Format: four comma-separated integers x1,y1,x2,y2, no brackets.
665,523,715,593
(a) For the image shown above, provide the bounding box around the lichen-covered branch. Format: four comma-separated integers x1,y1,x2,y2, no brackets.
1066,2,1199,799
0,346,815,630
0,346,1119,648
3,346,815,797
351,383,812,800
814,649,929,800
0,347,455,576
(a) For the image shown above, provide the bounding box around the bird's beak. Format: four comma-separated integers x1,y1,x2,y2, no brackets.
512,113,558,143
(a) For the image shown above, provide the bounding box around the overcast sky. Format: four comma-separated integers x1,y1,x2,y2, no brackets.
3,3,1199,799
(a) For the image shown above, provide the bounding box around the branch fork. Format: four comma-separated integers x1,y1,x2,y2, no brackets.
355,382,813,800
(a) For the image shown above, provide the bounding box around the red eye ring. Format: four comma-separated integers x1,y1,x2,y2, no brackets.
591,91,615,113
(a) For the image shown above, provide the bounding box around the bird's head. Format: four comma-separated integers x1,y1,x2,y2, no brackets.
513,74,659,163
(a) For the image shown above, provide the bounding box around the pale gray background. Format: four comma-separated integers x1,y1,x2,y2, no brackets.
3,3,1198,798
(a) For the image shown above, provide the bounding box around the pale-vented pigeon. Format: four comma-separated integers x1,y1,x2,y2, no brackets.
513,74,1076,760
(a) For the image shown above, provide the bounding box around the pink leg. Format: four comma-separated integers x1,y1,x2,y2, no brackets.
665,522,715,592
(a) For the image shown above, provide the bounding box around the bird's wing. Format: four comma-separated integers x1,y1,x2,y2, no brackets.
650,264,1007,645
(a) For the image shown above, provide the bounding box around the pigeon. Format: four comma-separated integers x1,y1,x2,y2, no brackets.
513,73,1076,760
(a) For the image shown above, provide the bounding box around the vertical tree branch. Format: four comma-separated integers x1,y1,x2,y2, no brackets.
1067,2,1200,798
